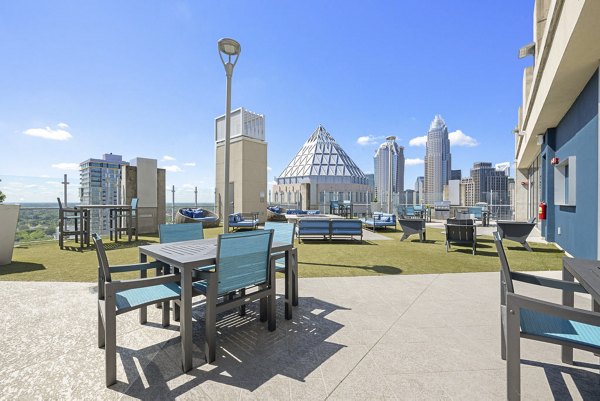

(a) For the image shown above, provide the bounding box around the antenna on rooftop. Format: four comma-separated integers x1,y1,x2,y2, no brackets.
194,186,198,208
171,185,175,223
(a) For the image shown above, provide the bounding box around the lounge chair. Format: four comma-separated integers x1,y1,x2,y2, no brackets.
444,218,476,255
92,234,179,387
496,218,537,252
228,212,259,231
493,232,599,400
398,218,426,242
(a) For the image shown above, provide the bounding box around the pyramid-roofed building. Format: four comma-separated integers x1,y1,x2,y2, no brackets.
272,125,371,212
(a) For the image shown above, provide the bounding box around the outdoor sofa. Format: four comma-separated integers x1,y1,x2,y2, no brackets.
228,212,259,231
286,209,321,215
362,212,397,231
296,218,362,242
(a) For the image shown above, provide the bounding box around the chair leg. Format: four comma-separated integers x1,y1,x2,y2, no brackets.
205,297,216,363
162,301,170,327
291,248,299,307
239,288,246,316
506,306,521,401
268,291,276,331
173,301,180,322
259,285,267,322
98,303,105,348
522,241,533,252
105,296,117,387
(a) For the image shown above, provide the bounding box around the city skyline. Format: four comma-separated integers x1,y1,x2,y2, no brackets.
0,1,531,202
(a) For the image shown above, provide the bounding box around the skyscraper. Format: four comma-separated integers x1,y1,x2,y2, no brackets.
424,115,451,203
414,176,424,204
79,153,129,234
374,136,404,209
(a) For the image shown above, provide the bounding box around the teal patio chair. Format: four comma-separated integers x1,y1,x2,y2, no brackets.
92,233,180,387
184,229,276,363
494,232,600,400
264,221,298,319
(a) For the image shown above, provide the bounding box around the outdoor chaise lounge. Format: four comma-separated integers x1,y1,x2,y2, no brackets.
228,212,259,231
92,234,179,387
444,218,476,255
175,207,220,228
496,217,536,252
493,232,600,401
398,218,426,242
362,212,396,231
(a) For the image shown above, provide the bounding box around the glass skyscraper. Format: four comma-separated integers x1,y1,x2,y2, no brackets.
373,137,404,204
424,115,451,203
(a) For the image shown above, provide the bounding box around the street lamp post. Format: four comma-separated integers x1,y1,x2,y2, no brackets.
218,38,241,233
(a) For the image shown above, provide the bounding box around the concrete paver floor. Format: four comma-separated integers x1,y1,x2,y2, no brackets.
1,272,599,400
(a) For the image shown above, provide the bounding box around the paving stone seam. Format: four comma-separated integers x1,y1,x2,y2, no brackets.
324,273,442,400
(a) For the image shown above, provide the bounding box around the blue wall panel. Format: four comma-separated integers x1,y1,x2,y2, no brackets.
548,70,598,258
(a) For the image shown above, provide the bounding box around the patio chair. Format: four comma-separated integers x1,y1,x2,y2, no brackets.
57,197,89,251
184,229,276,363
398,218,426,242
444,218,476,255
264,222,298,319
110,198,138,242
92,233,180,387
493,232,599,401
496,218,537,252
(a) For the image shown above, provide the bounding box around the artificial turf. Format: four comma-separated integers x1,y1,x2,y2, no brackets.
1,225,564,282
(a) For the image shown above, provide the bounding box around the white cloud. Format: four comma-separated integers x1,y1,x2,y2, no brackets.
405,158,424,166
183,162,196,167
163,165,183,173
449,130,478,147
51,162,79,171
268,180,277,187
409,135,427,147
356,135,378,146
23,124,73,141
162,155,176,161
267,166,272,171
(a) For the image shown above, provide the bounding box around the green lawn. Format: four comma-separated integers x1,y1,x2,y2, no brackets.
1,226,564,282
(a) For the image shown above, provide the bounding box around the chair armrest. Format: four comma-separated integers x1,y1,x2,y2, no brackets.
511,271,588,293
196,270,216,281
507,292,600,327
107,273,181,292
110,261,166,273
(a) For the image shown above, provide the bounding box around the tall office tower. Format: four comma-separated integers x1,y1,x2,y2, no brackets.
461,177,475,206
470,161,509,205
215,107,267,222
424,115,451,203
365,173,375,200
79,153,129,234
450,169,462,180
414,176,424,204
374,136,405,209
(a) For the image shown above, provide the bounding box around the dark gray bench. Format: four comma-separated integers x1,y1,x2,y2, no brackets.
297,218,362,242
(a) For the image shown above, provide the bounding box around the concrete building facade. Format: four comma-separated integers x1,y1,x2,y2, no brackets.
215,108,267,222
514,0,600,259
373,137,405,207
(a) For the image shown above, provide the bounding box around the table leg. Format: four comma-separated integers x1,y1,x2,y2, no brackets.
285,250,292,320
562,263,574,365
181,267,193,372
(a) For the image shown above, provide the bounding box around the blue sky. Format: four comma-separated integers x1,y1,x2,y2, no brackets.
0,1,532,203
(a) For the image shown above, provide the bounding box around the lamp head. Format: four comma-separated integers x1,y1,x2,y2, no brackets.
218,38,241,56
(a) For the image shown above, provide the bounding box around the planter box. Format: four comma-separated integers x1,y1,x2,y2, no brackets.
0,204,20,265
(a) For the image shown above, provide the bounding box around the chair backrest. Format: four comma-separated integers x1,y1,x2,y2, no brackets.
446,219,474,242
468,207,482,218
493,231,515,294
92,233,112,283
216,229,273,295
264,222,296,246
159,223,204,244
405,206,415,216
447,218,474,225
131,198,138,210
57,197,63,210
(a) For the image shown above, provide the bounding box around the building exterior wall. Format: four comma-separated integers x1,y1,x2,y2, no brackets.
374,139,404,205
121,163,166,234
424,115,451,203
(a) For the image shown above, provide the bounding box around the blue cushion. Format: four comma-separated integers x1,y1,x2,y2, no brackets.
115,282,180,311
520,308,600,349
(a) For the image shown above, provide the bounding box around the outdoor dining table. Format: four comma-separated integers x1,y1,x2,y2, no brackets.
561,256,600,364
138,237,294,372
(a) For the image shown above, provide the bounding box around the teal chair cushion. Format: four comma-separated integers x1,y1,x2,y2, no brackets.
520,308,600,349
115,282,180,311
